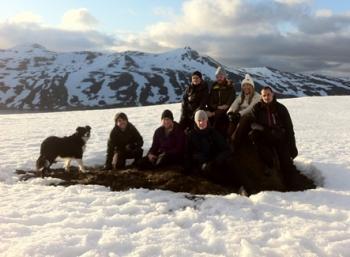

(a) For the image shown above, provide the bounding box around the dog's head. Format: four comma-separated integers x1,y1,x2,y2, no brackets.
76,125,91,142
36,155,50,171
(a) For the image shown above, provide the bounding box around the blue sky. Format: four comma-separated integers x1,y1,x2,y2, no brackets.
0,0,350,74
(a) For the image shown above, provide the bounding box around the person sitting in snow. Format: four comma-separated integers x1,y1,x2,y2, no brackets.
179,71,209,133
206,66,236,138
137,109,186,169
103,112,143,170
234,86,302,189
227,73,260,139
185,110,231,175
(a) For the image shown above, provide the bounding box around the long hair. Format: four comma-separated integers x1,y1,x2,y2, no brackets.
239,88,255,106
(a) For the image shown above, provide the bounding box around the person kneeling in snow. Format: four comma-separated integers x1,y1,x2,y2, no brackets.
137,109,186,169
185,110,231,175
103,112,143,170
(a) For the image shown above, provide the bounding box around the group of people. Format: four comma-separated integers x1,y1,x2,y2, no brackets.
102,67,300,189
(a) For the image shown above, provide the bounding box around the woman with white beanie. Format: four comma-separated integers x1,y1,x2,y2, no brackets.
227,74,261,134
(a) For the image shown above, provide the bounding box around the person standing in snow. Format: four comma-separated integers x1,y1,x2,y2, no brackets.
227,73,260,138
103,112,143,170
179,71,209,133
206,66,236,138
137,109,186,169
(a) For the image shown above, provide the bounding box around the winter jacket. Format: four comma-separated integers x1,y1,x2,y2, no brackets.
180,81,209,121
227,91,261,116
186,126,231,165
105,122,143,165
149,122,186,156
207,79,236,113
250,98,298,158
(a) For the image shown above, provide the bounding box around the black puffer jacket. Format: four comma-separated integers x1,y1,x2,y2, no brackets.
186,126,230,166
180,81,209,121
105,122,143,165
251,98,298,158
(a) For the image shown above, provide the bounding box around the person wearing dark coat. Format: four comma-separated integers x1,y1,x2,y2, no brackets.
237,86,300,188
206,66,236,138
185,110,231,175
137,109,186,170
103,112,143,170
179,71,209,133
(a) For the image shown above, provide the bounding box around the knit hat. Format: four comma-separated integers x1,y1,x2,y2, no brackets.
114,112,128,121
215,66,226,77
161,109,174,120
241,74,255,88
192,70,202,79
194,110,208,121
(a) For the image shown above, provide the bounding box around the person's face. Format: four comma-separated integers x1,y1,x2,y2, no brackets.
261,88,274,104
216,74,226,84
191,75,201,85
196,119,208,130
162,118,173,129
242,83,253,96
116,118,128,130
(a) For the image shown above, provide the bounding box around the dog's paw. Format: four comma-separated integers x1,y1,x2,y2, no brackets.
79,168,89,173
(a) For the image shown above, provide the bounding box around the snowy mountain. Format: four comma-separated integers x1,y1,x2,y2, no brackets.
0,43,349,111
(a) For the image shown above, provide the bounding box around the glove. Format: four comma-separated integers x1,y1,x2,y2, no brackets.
125,143,136,151
227,112,241,124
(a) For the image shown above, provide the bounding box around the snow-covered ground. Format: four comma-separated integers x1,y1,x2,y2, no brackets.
0,96,350,257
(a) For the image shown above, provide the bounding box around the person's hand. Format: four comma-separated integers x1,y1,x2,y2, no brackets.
125,143,136,151
206,111,215,117
227,112,241,123
148,153,157,162
218,105,229,110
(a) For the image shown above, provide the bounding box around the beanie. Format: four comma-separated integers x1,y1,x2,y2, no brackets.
241,74,255,88
215,66,227,77
194,110,208,121
114,112,128,121
161,109,174,120
192,70,202,79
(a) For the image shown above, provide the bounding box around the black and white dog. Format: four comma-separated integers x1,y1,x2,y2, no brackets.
36,126,91,175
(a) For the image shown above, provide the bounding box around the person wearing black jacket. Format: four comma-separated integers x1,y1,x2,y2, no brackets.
185,110,231,175
103,112,143,170
179,71,209,133
247,86,299,187
207,66,236,138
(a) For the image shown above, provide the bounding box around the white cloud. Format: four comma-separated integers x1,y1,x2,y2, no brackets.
315,9,333,17
114,0,350,74
274,0,311,5
1,1,350,74
7,11,43,25
0,10,113,52
60,8,99,31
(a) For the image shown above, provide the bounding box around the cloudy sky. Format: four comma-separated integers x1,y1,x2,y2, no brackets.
1,0,350,75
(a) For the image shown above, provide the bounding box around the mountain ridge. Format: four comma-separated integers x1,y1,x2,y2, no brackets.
0,44,349,111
